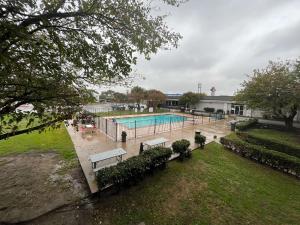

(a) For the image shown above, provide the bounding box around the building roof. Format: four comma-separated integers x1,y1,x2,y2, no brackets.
165,94,234,102
202,96,233,101
165,93,182,100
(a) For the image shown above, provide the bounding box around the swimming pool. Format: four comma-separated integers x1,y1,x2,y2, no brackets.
115,114,187,129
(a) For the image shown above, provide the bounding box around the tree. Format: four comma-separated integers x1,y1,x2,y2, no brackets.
99,90,127,103
0,0,182,138
129,86,146,107
179,92,204,108
146,89,166,109
235,60,300,129
99,90,116,102
113,92,128,103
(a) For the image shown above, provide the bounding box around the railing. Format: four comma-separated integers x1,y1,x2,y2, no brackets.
95,114,225,142
83,104,113,114
95,117,118,141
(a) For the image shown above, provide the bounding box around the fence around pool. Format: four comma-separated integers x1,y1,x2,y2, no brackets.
95,113,225,142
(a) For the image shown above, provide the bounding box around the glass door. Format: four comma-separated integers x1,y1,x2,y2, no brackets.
231,104,244,115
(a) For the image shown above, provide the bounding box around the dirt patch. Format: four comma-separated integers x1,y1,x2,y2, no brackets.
0,151,89,224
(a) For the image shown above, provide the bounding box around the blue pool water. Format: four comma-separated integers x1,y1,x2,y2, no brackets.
115,114,187,128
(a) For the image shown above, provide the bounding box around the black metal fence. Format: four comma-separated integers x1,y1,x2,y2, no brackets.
95,114,225,142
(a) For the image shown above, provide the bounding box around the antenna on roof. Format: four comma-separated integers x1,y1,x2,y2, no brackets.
210,87,216,96
198,83,202,94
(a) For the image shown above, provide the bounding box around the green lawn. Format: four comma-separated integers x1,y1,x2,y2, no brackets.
95,108,169,117
94,142,300,225
1,115,41,132
247,128,300,146
0,125,76,160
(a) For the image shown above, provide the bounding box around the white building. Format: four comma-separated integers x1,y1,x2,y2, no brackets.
165,94,300,122
194,96,265,117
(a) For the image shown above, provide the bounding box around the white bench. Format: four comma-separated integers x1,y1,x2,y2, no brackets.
89,148,126,172
143,137,169,150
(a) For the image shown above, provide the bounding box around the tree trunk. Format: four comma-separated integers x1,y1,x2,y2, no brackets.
284,105,298,130
284,117,294,130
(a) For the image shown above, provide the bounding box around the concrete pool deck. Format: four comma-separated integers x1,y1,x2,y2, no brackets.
66,116,232,193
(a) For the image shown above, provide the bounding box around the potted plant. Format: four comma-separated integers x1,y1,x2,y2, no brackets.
195,134,206,149
121,131,127,142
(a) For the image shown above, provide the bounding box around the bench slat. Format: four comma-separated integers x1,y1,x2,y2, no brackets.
89,148,126,163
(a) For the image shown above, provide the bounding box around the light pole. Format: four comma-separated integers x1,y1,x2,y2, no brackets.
198,83,202,94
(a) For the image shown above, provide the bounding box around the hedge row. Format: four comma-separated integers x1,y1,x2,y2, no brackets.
220,136,300,178
235,118,258,131
237,132,300,158
96,147,172,190
204,107,215,113
236,118,258,131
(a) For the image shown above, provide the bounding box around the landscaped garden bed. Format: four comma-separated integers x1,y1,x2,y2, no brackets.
96,147,172,190
220,127,300,178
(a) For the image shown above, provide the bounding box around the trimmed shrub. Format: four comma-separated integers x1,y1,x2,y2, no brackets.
204,107,215,113
220,136,300,178
195,134,206,149
172,139,191,160
216,109,224,114
235,118,258,131
185,148,192,158
237,132,300,158
96,147,172,190
142,147,172,170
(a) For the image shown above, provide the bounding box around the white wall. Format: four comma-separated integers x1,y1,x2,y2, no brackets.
195,100,233,113
195,101,225,112
195,100,300,122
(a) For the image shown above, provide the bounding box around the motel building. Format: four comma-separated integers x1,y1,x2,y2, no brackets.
165,94,300,122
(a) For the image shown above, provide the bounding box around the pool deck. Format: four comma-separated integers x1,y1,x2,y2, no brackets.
67,115,231,194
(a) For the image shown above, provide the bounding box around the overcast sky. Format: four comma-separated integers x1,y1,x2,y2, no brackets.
103,0,300,96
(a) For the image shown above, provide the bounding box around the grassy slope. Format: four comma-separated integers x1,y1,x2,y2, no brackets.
247,128,300,146
1,116,41,132
94,142,300,225
0,125,76,160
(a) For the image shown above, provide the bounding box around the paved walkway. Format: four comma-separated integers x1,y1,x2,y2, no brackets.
66,118,231,193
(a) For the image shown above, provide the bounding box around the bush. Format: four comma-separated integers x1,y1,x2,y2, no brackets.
235,118,258,131
172,139,191,160
204,107,215,113
237,132,300,158
195,134,206,148
142,147,173,170
220,136,300,178
96,147,172,190
216,109,224,114
185,148,192,158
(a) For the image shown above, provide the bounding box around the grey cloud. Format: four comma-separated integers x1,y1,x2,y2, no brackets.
108,0,300,96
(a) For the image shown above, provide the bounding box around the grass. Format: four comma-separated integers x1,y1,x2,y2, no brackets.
93,142,300,225
247,128,300,146
1,115,41,132
0,125,76,160
94,108,169,117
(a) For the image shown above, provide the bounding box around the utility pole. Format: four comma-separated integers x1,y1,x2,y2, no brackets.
198,83,202,94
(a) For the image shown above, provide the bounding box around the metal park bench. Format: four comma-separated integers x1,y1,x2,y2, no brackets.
143,137,169,150
89,148,127,173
